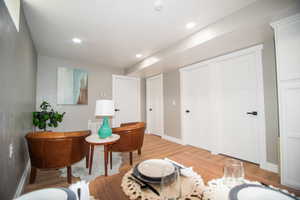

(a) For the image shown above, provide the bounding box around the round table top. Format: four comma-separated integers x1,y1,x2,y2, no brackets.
85,134,120,145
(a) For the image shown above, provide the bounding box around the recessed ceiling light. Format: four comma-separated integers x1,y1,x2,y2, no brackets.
186,22,196,29
136,54,143,58
72,37,82,44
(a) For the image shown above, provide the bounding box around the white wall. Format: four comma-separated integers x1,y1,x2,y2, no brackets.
36,55,123,131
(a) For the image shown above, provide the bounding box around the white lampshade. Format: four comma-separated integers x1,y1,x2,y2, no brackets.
95,100,115,116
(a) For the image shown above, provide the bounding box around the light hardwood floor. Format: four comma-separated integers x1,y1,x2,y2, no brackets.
24,134,300,198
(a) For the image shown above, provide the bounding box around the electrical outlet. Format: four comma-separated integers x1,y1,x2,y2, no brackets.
99,92,107,98
9,143,13,159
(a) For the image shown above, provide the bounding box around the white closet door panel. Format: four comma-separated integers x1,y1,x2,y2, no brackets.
181,64,214,151
216,54,259,163
272,13,300,189
280,82,300,189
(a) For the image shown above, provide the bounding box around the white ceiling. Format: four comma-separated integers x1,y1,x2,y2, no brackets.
23,0,258,68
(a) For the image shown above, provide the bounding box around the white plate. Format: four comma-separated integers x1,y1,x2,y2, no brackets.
15,188,75,200
137,159,175,178
229,184,297,200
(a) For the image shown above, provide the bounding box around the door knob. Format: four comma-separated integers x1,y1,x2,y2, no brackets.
114,109,120,112
246,111,258,116
149,108,153,111
185,110,190,113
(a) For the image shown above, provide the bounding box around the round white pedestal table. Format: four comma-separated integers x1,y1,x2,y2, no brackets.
85,134,120,176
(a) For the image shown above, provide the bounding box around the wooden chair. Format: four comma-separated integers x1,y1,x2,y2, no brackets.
109,122,146,167
25,130,91,184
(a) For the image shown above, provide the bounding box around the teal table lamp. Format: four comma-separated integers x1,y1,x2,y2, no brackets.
95,100,115,139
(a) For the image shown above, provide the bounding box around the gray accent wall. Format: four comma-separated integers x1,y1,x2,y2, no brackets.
262,37,279,164
163,71,181,139
163,38,279,165
0,1,37,199
140,78,147,122
36,55,123,131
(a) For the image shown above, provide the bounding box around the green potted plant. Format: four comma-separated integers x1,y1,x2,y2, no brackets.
33,101,65,131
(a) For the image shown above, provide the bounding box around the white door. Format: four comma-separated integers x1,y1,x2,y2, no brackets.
181,63,215,151
112,75,141,127
180,45,266,164
272,14,300,189
146,74,163,136
216,53,260,163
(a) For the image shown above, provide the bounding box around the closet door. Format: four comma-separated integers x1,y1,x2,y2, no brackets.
272,14,300,189
181,63,215,151
181,45,265,164
216,53,260,164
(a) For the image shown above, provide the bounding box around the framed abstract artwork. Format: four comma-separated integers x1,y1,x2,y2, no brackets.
57,67,88,105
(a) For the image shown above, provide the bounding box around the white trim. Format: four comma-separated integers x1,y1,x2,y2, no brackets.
270,13,300,29
180,44,268,170
14,160,31,198
179,70,186,145
260,162,279,173
254,48,268,170
146,74,164,137
112,75,141,127
162,135,183,145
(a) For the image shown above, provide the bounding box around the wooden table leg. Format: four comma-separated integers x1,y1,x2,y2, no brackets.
89,144,94,175
104,145,108,176
110,151,113,170
67,166,72,184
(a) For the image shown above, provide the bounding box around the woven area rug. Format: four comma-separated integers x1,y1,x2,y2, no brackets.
60,146,122,181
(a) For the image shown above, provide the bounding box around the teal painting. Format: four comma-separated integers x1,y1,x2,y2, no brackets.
57,67,88,104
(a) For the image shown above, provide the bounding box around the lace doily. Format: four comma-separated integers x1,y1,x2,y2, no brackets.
121,169,205,200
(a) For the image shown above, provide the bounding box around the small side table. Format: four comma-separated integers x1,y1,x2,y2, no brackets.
85,134,120,176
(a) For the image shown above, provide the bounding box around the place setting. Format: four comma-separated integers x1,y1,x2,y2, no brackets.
121,158,206,200
202,159,299,200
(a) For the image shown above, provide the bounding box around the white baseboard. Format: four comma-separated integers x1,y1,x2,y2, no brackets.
162,135,183,145
260,162,278,173
14,160,31,198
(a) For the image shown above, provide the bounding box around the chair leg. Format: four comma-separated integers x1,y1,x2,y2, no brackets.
67,166,72,184
129,152,133,165
29,167,37,184
110,151,113,170
86,154,89,168
89,145,94,175
138,148,141,155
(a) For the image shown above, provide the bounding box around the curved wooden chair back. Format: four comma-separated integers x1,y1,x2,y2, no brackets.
109,122,146,166
26,130,91,169
111,122,146,153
